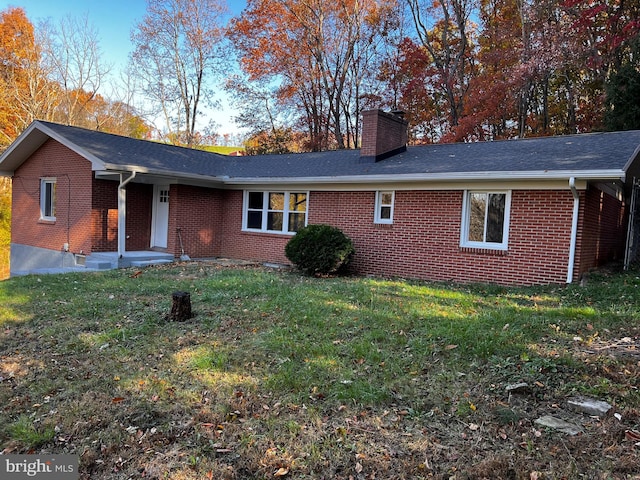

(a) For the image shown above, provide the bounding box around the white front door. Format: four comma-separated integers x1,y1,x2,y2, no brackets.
151,185,170,249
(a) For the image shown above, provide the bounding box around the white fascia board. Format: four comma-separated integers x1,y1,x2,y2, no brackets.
222,170,624,189
0,122,48,173
229,179,587,192
0,127,30,165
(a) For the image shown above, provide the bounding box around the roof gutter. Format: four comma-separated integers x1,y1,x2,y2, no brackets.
567,177,580,284
118,171,137,258
222,169,625,186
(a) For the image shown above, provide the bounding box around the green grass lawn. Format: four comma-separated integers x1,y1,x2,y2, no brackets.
1,263,639,479
201,145,245,155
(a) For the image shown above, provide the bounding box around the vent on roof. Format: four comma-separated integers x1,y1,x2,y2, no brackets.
360,109,408,163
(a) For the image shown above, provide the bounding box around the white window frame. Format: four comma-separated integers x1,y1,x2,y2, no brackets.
242,190,308,234
460,190,511,250
374,190,395,224
40,177,57,221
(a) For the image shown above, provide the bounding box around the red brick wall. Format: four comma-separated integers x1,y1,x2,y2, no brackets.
361,110,408,158
91,178,117,251
217,190,292,263
12,139,93,255
125,183,153,251
14,139,624,286
210,188,580,285
576,185,626,276
168,184,224,258
91,178,152,252
309,190,576,285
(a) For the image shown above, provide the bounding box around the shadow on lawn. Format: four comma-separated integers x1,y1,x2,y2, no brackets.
0,265,639,479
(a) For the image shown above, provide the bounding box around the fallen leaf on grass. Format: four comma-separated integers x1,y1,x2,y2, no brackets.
274,467,289,476
445,344,458,350
111,397,125,403
625,430,640,444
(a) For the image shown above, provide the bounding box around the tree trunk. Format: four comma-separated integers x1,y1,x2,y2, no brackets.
170,291,193,321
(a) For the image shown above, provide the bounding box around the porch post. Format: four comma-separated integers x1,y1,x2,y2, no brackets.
118,172,137,258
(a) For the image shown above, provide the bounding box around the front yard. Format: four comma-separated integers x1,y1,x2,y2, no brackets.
1,263,639,479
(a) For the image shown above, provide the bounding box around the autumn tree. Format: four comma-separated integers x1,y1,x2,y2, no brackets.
604,37,640,131
0,7,59,145
229,0,400,151
564,0,640,131
130,0,228,147
244,127,296,154
397,0,631,141
41,14,111,127
405,0,477,140
453,0,522,140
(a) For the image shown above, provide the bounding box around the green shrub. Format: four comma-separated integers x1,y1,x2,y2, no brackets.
285,224,355,276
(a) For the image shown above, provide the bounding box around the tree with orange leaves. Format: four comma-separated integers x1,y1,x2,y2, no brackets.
0,7,59,146
229,0,400,151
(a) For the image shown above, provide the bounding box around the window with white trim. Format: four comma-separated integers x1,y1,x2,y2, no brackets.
244,191,307,234
40,178,56,221
461,190,511,249
374,191,395,224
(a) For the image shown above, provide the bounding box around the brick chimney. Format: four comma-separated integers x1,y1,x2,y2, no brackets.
360,109,408,162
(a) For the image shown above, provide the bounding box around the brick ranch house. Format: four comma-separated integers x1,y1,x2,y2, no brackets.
1,110,640,285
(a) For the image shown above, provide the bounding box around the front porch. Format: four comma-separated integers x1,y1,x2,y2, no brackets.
10,245,175,276
85,251,175,270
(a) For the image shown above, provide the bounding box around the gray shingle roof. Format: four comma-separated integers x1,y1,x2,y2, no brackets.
3,120,640,184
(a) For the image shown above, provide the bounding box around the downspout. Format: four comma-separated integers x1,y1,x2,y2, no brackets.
118,172,137,259
567,177,579,283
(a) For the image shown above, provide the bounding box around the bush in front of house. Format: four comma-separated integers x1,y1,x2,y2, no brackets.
285,224,355,276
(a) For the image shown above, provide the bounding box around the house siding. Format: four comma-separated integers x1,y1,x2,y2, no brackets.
11,139,93,255
575,185,626,277
91,177,118,252
309,190,575,285
209,188,581,285
91,178,153,252
126,183,153,251
215,190,292,264
168,184,224,258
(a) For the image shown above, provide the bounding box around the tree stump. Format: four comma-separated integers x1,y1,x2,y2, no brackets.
170,291,193,321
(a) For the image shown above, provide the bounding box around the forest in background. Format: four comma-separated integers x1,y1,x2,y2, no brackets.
0,0,639,277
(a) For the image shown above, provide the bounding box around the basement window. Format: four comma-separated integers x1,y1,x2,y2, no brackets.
243,191,308,234
374,191,395,224
461,190,511,250
40,177,57,221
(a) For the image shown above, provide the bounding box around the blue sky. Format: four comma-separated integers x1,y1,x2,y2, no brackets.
3,0,247,137
7,0,148,69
